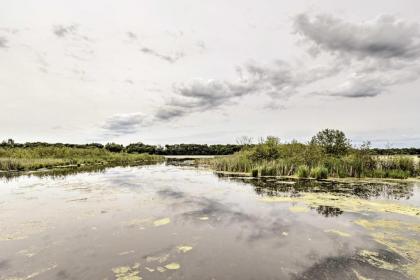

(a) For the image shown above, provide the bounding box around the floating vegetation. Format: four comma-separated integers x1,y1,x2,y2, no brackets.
6,264,57,280
0,221,48,241
288,205,309,213
324,229,351,237
354,219,420,279
358,250,397,271
112,263,141,280
177,245,193,253
164,262,180,270
259,192,420,217
118,250,135,256
156,266,166,272
153,217,171,227
146,253,170,264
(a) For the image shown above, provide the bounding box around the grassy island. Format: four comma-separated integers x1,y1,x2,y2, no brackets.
209,130,420,180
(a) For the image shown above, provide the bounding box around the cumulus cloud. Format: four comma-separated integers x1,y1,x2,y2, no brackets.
101,113,146,136
294,14,420,98
294,14,420,60
140,47,185,63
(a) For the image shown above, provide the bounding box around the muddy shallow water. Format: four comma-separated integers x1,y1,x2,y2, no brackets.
0,163,419,280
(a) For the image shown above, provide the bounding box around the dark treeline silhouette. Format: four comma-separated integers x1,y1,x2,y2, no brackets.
0,139,242,155
370,148,420,155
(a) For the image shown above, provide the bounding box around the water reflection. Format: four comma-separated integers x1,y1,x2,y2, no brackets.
0,164,418,280
222,175,415,201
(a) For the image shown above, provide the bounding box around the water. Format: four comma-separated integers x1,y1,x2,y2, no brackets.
0,163,419,280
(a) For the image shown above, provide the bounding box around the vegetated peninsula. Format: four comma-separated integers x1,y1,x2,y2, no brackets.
1,129,419,180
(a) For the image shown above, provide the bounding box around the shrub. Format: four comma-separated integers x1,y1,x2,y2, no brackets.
310,166,328,180
105,143,124,153
296,165,310,178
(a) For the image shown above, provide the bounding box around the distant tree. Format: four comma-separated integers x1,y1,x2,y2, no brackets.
310,129,351,156
105,143,124,153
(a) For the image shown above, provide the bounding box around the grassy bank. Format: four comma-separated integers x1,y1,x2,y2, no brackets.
208,138,419,180
0,146,163,172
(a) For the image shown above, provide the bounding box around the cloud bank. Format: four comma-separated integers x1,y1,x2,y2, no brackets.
102,14,420,136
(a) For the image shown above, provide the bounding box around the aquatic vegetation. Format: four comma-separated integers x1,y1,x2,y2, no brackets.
324,229,351,237
259,192,420,217
310,166,328,179
164,262,180,270
5,264,57,280
153,217,171,226
208,133,419,179
112,263,142,280
0,146,163,172
0,221,48,241
146,253,170,263
177,245,193,253
354,219,420,279
296,165,310,178
358,250,397,271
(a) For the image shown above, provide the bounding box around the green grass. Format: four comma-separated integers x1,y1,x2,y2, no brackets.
310,166,329,180
0,147,163,171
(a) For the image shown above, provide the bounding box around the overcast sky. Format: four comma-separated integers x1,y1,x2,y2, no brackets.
1,0,420,147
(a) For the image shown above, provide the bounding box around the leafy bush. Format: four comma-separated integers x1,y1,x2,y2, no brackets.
104,143,124,153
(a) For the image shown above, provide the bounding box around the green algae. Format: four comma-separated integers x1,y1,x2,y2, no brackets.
354,219,420,279
146,253,170,263
164,262,180,270
6,264,57,280
177,245,193,253
324,229,351,237
153,217,171,227
112,263,141,280
358,250,397,271
260,192,420,217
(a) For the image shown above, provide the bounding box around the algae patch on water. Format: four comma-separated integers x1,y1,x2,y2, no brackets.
164,262,180,270
259,193,420,217
177,245,193,253
112,263,141,280
153,217,171,227
354,219,420,279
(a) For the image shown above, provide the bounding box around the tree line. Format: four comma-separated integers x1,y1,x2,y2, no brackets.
0,139,242,155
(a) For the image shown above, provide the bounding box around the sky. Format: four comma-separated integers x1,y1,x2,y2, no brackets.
1,0,420,147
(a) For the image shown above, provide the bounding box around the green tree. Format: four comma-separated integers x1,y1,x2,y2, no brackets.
104,143,124,153
310,129,351,156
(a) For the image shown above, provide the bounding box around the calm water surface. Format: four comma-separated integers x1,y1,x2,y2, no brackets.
0,163,419,280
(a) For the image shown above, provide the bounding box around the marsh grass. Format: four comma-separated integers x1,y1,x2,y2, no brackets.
0,147,163,171
296,165,310,178
209,138,419,179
